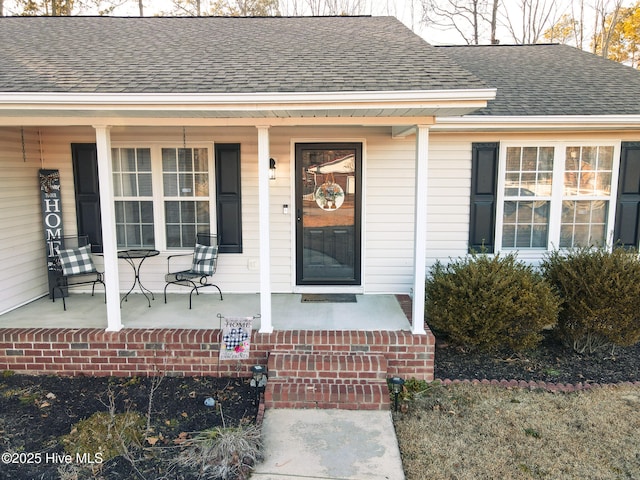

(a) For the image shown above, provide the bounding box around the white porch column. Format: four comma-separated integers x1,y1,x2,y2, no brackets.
412,125,429,335
94,126,122,332
257,126,273,333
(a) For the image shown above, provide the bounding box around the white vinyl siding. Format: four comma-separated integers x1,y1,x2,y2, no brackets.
0,128,53,314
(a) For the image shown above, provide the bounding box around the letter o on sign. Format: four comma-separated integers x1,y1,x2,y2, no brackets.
45,212,62,228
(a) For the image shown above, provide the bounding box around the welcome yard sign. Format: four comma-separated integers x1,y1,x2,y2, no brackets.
219,317,253,360
40,169,64,298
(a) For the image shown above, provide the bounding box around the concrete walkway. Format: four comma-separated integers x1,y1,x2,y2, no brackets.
252,409,406,480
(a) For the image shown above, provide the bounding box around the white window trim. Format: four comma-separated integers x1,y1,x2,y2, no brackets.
111,142,216,252
496,140,621,256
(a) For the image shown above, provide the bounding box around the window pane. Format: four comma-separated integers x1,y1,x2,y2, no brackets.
181,225,195,247
181,202,195,223
502,224,516,248
506,147,521,171
111,149,121,171
516,225,532,248
599,146,614,170
179,173,194,196
126,225,140,246
137,148,151,171
122,173,138,196
112,173,122,197
178,148,193,172
123,148,136,171
582,147,597,167
140,201,154,223
522,147,537,171
539,147,554,171
195,173,209,196
165,201,180,222
590,224,606,246
162,148,177,172
532,225,548,248
595,172,612,195
124,201,139,222
166,224,181,248
142,225,155,247
115,201,125,222
139,173,153,196
536,172,553,196
197,201,210,223
194,148,208,171
163,173,178,196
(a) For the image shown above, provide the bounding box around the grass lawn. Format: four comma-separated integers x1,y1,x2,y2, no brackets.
394,382,640,479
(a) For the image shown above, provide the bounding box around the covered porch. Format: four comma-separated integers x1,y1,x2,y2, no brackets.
0,292,413,331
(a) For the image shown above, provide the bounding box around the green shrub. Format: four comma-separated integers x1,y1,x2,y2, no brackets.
541,247,640,353
426,253,559,352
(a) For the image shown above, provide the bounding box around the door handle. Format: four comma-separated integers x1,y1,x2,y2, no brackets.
297,209,302,223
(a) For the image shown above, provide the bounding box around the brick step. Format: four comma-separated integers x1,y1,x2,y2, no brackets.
264,352,391,410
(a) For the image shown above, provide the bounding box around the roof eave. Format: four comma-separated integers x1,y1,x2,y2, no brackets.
433,114,640,132
0,89,497,126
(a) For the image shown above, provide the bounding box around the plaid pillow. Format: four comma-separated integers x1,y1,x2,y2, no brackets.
191,243,217,275
57,244,96,276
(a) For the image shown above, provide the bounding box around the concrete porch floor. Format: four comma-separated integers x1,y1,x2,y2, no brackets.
0,293,412,331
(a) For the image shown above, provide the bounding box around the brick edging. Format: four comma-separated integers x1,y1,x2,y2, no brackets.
435,378,640,392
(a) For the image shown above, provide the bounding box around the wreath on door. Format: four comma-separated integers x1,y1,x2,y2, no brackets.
315,180,344,210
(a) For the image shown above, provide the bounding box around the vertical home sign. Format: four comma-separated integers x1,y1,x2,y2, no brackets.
39,169,64,298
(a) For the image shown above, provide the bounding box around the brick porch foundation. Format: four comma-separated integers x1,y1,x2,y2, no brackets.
0,328,434,380
0,296,434,409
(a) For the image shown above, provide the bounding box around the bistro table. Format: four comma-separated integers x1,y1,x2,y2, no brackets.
118,249,160,307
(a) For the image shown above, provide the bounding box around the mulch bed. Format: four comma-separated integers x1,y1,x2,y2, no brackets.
434,330,640,387
0,375,258,480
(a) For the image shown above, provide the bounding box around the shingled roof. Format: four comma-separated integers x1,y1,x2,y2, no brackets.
0,16,485,94
438,43,640,116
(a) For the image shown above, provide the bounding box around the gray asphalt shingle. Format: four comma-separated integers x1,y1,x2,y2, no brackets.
0,16,485,94
438,44,640,116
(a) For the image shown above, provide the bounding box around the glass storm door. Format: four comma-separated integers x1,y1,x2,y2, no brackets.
295,143,362,285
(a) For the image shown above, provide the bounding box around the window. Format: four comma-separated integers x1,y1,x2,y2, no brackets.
497,143,617,251
112,148,155,248
502,147,553,248
162,147,211,248
560,146,613,248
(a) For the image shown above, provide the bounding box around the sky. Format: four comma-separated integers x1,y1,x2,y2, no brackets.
2,0,637,46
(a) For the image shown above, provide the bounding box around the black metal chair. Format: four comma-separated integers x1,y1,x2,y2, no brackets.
164,233,223,309
52,235,105,311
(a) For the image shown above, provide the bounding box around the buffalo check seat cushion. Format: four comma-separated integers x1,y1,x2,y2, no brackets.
57,244,97,276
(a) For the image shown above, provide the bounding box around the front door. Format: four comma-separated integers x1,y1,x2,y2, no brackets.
295,143,362,285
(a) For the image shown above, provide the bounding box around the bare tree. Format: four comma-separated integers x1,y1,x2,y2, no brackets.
490,0,499,43
502,0,560,44
421,0,495,45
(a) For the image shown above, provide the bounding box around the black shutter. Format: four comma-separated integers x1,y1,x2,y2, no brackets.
469,142,499,253
215,144,243,253
613,142,640,250
71,143,103,253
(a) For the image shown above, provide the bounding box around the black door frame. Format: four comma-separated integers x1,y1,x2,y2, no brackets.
295,142,362,285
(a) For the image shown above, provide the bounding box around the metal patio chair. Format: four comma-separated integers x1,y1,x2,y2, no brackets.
51,235,105,311
164,233,223,309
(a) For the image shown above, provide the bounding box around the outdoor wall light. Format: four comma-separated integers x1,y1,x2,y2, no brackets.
269,158,276,180
250,365,268,405
390,376,405,412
